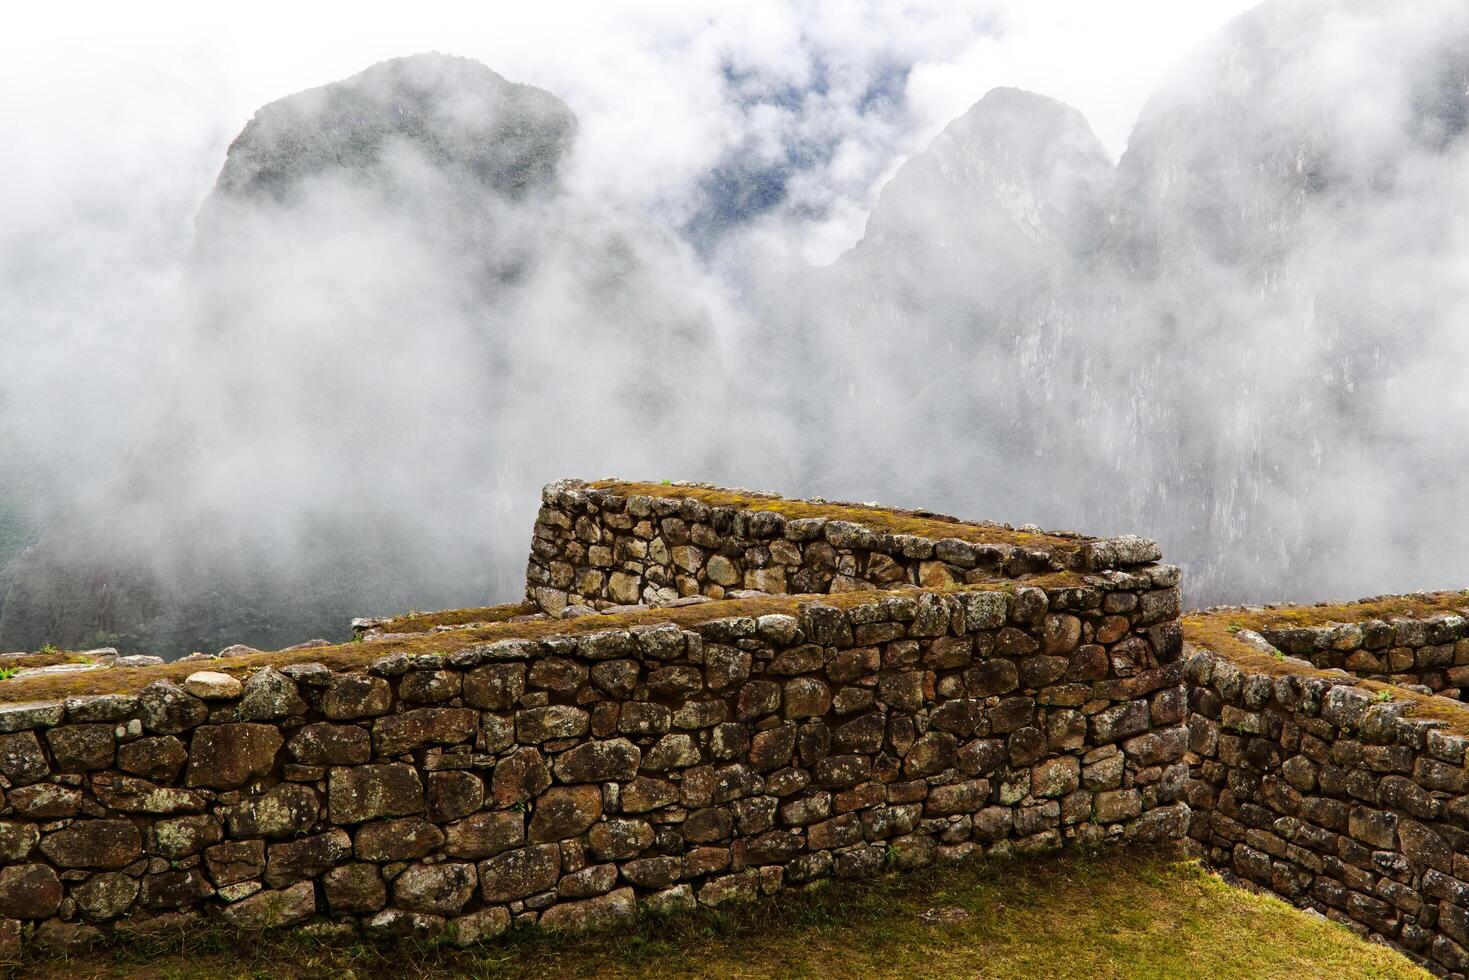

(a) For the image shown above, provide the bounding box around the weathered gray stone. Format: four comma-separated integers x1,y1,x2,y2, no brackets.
90,773,206,814
205,840,266,887
464,663,526,710
553,738,641,782
442,812,524,860
492,747,552,807
222,881,316,929
586,818,654,861
618,701,672,735
699,873,759,906
0,701,65,733
185,724,283,788
372,708,478,755
183,671,242,700
621,776,678,814
45,724,115,771
516,705,589,742
364,907,446,937
287,722,371,766
529,785,603,843
328,764,423,824
0,864,63,918
237,667,307,720
354,817,446,861
784,678,832,719
117,736,188,780
63,695,139,723
540,886,636,930
925,779,989,816
265,829,352,888
478,843,560,902
221,783,321,839
645,733,702,771
138,683,209,734
0,821,40,862
152,815,223,859
427,771,485,823
6,783,83,819
323,863,387,914
0,731,49,785
1089,700,1151,744
38,820,141,869
448,905,510,946
399,669,461,703
903,732,958,778
320,675,393,720
393,862,477,916
706,645,754,691
72,871,139,921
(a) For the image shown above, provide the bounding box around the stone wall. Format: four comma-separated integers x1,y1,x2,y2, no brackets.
34,475,1469,969
0,568,1186,952
1255,608,1469,699
1186,611,1469,976
525,480,1163,615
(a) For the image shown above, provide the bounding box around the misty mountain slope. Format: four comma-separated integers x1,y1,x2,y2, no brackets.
760,87,1115,516
760,0,1469,603
208,53,574,207
0,54,728,657
1089,0,1469,598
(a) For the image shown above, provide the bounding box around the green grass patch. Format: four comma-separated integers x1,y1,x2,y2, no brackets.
368,602,540,635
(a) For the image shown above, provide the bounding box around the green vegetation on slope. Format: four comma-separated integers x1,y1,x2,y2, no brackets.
10,847,1426,980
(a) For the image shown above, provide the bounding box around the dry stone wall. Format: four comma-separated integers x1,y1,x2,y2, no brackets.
1187,606,1469,977
0,565,1186,952
525,480,1163,615
1255,610,1469,699
24,474,1468,971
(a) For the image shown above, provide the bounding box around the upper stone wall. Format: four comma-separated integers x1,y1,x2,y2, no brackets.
1191,594,1469,700
525,479,1165,616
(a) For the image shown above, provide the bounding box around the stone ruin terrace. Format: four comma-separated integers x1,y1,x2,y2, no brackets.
0,478,1467,976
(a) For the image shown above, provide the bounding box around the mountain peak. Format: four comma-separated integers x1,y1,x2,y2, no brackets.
199,53,576,236
857,86,1112,258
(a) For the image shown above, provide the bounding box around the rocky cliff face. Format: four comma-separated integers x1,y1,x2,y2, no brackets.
207,53,574,209
752,87,1113,504
766,0,1469,603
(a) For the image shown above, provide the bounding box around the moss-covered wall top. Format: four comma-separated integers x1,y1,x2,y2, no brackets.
526,479,1165,615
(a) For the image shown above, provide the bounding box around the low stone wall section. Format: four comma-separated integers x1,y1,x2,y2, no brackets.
1186,634,1469,976
0,575,1185,951
526,480,1164,614
1255,608,1469,699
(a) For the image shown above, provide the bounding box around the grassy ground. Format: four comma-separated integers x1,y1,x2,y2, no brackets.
11,846,1425,980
